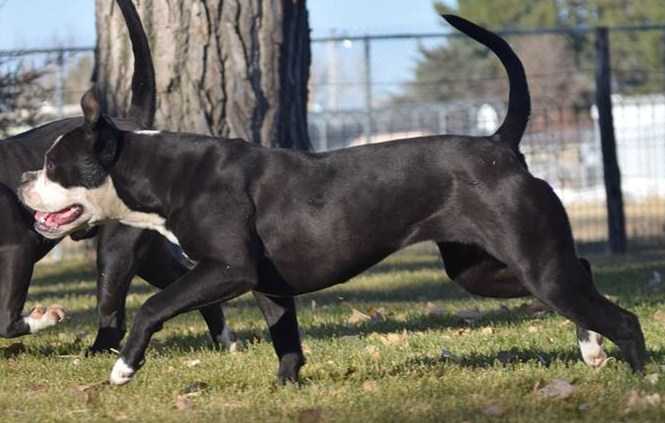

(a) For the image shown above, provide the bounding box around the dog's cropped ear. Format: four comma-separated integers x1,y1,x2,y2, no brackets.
81,88,102,128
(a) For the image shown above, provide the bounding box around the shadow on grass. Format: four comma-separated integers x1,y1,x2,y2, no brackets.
24,248,665,362
26,283,158,303
394,347,665,374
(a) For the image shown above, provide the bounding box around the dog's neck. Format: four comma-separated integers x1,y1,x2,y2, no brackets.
108,130,184,219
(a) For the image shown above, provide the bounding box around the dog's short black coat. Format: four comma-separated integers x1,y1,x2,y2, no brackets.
0,0,239,352
20,15,647,385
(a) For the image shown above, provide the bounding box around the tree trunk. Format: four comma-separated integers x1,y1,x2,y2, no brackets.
95,0,311,150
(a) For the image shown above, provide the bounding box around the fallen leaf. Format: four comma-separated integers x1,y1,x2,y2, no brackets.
455,328,471,336
72,382,106,405
481,327,494,335
367,307,387,321
653,310,665,323
184,359,201,368
527,325,539,333
481,403,506,417
624,389,661,413
348,308,371,325
645,373,660,385
536,379,576,400
378,331,408,346
424,302,445,317
175,394,193,411
297,408,323,423
29,384,48,392
366,345,381,360
362,380,378,392
75,381,108,392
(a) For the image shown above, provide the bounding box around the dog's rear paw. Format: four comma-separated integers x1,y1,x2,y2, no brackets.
24,304,66,333
579,331,608,368
583,348,608,368
216,326,239,352
109,358,135,385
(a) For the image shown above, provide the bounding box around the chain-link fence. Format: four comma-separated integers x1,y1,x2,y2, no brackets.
1,24,664,258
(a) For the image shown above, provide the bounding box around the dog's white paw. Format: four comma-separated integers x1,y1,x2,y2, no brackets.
217,326,239,352
24,304,65,333
579,330,607,368
109,358,135,385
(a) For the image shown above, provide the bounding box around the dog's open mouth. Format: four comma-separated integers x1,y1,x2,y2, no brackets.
34,205,84,233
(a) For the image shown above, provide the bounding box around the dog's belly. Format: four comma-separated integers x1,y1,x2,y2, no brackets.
255,246,394,296
256,210,411,295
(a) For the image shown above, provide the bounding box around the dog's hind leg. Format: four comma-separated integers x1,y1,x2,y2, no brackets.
489,181,646,372
525,256,644,371
253,292,306,384
440,243,608,366
574,258,607,368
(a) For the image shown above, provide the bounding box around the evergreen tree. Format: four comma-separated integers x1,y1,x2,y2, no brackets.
402,0,665,105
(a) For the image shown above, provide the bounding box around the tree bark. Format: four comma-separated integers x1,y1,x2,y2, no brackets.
95,0,311,150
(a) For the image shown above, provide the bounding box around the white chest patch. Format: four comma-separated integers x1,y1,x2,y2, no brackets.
81,177,181,246
119,211,180,246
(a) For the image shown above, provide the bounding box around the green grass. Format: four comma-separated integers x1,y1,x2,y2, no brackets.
2,244,665,422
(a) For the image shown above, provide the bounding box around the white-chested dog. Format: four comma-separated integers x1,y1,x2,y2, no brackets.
19,15,640,386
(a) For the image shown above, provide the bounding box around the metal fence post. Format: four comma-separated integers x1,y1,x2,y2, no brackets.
594,27,627,254
363,35,373,143
56,49,65,119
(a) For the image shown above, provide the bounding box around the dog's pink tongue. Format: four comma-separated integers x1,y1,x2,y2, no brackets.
34,206,81,227
51,207,80,225
34,211,49,222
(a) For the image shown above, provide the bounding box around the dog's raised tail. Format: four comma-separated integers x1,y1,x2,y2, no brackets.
117,0,156,129
442,15,530,148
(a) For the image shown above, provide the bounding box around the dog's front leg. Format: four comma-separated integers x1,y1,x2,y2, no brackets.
110,259,256,385
0,210,61,337
253,292,305,384
89,224,147,353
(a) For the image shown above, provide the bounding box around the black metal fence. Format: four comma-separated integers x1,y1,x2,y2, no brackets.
1,23,664,256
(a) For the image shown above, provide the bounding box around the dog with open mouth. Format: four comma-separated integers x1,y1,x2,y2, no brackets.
0,0,240,353
19,15,646,386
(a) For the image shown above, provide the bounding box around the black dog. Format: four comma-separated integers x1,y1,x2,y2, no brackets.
18,15,646,385
0,0,239,352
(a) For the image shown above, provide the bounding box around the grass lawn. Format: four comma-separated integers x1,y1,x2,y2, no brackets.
1,244,665,422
